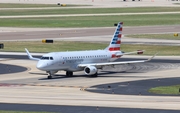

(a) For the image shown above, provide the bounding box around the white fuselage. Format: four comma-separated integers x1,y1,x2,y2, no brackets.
37,50,122,72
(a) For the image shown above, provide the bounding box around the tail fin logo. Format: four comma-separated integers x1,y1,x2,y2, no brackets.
108,22,123,51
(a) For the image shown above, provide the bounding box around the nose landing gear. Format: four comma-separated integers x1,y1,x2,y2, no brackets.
47,75,52,79
47,72,53,79
46,70,58,79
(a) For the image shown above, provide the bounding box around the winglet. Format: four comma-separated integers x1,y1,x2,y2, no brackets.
25,48,40,61
147,52,158,61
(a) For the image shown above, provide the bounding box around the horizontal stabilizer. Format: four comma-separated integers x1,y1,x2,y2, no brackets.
123,50,145,55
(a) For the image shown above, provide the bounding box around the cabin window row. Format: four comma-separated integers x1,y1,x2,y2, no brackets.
63,55,108,59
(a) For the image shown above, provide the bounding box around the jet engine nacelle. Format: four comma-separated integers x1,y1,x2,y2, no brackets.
84,66,97,75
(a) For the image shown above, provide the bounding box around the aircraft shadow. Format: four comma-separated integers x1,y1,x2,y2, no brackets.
38,75,85,80
97,71,146,78
100,71,145,74
29,72,48,75
38,71,145,80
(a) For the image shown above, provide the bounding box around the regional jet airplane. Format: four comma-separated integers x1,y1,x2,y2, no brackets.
25,22,155,79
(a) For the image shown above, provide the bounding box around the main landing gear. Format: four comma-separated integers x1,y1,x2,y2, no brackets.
46,71,73,79
91,72,98,77
47,75,52,79
66,71,73,77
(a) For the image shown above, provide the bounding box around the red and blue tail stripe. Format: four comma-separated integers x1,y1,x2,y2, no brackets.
107,22,123,51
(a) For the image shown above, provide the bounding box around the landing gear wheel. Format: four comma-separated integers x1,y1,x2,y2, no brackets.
66,71,73,77
91,72,98,77
47,75,52,79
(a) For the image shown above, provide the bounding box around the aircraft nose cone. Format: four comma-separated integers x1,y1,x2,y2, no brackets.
36,61,46,70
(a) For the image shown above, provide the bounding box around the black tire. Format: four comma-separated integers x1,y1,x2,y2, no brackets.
66,71,73,77
47,75,52,79
91,72,98,77
66,71,69,76
70,71,73,76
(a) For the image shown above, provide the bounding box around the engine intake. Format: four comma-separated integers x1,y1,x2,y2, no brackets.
84,66,97,75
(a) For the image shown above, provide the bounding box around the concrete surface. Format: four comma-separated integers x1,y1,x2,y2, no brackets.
1,25,180,46
0,1,180,112
0,56,180,111
0,0,180,8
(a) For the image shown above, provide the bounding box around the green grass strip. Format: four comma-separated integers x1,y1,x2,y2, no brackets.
126,34,180,40
0,3,86,8
0,7,180,16
0,41,180,55
0,14,180,27
0,41,107,53
149,85,180,95
0,3,58,8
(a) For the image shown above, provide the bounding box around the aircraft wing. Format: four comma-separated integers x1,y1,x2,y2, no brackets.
78,53,157,67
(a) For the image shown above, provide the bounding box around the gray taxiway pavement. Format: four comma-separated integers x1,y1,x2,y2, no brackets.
1,25,180,112
1,25,180,46
1,25,180,40
87,77,180,96
1,0,180,112
0,7,180,113
1,55,180,112
0,103,180,113
1,12,180,18
1,0,180,8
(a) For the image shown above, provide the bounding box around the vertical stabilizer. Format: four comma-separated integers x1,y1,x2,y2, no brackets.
105,22,123,51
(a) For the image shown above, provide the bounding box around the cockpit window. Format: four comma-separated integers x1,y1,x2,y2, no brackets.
41,56,53,60
50,57,53,60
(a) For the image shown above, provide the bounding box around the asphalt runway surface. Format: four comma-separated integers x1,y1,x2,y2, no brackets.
87,77,180,96
0,63,27,74
0,103,180,113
